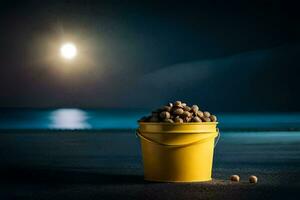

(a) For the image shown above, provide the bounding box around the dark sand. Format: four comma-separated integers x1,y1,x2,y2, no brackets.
0,130,299,199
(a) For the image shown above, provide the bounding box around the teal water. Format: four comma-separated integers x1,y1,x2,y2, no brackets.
1,108,300,130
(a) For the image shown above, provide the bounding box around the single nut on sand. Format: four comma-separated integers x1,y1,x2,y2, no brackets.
192,116,202,122
210,115,217,122
160,111,170,119
173,108,184,115
174,116,183,123
230,175,240,182
203,111,211,118
249,175,258,184
202,117,211,122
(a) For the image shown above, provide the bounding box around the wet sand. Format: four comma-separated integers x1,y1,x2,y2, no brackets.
0,130,299,199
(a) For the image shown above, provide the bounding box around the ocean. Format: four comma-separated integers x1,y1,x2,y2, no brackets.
0,108,300,131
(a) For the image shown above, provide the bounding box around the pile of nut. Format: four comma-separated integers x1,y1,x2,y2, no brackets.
138,101,217,123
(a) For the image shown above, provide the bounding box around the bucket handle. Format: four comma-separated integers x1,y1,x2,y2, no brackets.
136,128,220,148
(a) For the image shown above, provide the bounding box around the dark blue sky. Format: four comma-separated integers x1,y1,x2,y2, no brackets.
0,0,299,112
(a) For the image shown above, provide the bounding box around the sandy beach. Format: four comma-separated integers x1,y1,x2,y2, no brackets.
0,129,299,199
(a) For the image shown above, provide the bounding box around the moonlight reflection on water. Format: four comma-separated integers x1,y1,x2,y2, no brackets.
50,109,91,129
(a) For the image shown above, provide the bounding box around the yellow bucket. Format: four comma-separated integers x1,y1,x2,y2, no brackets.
137,122,219,182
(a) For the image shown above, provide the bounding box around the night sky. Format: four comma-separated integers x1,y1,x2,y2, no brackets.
0,0,299,112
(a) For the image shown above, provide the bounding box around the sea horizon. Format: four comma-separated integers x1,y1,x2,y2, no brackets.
1,108,300,131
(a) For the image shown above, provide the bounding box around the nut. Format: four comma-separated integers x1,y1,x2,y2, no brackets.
163,118,174,123
181,111,191,118
183,106,191,111
249,175,258,184
203,111,211,118
173,108,184,115
202,117,211,122
192,116,202,122
159,111,169,119
162,106,172,112
230,175,240,182
174,101,182,107
174,116,183,123
174,101,183,108
197,111,204,118
210,115,217,122
160,111,170,119
183,116,192,122
191,105,199,113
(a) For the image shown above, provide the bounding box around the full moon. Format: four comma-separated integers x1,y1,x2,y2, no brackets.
60,43,77,60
